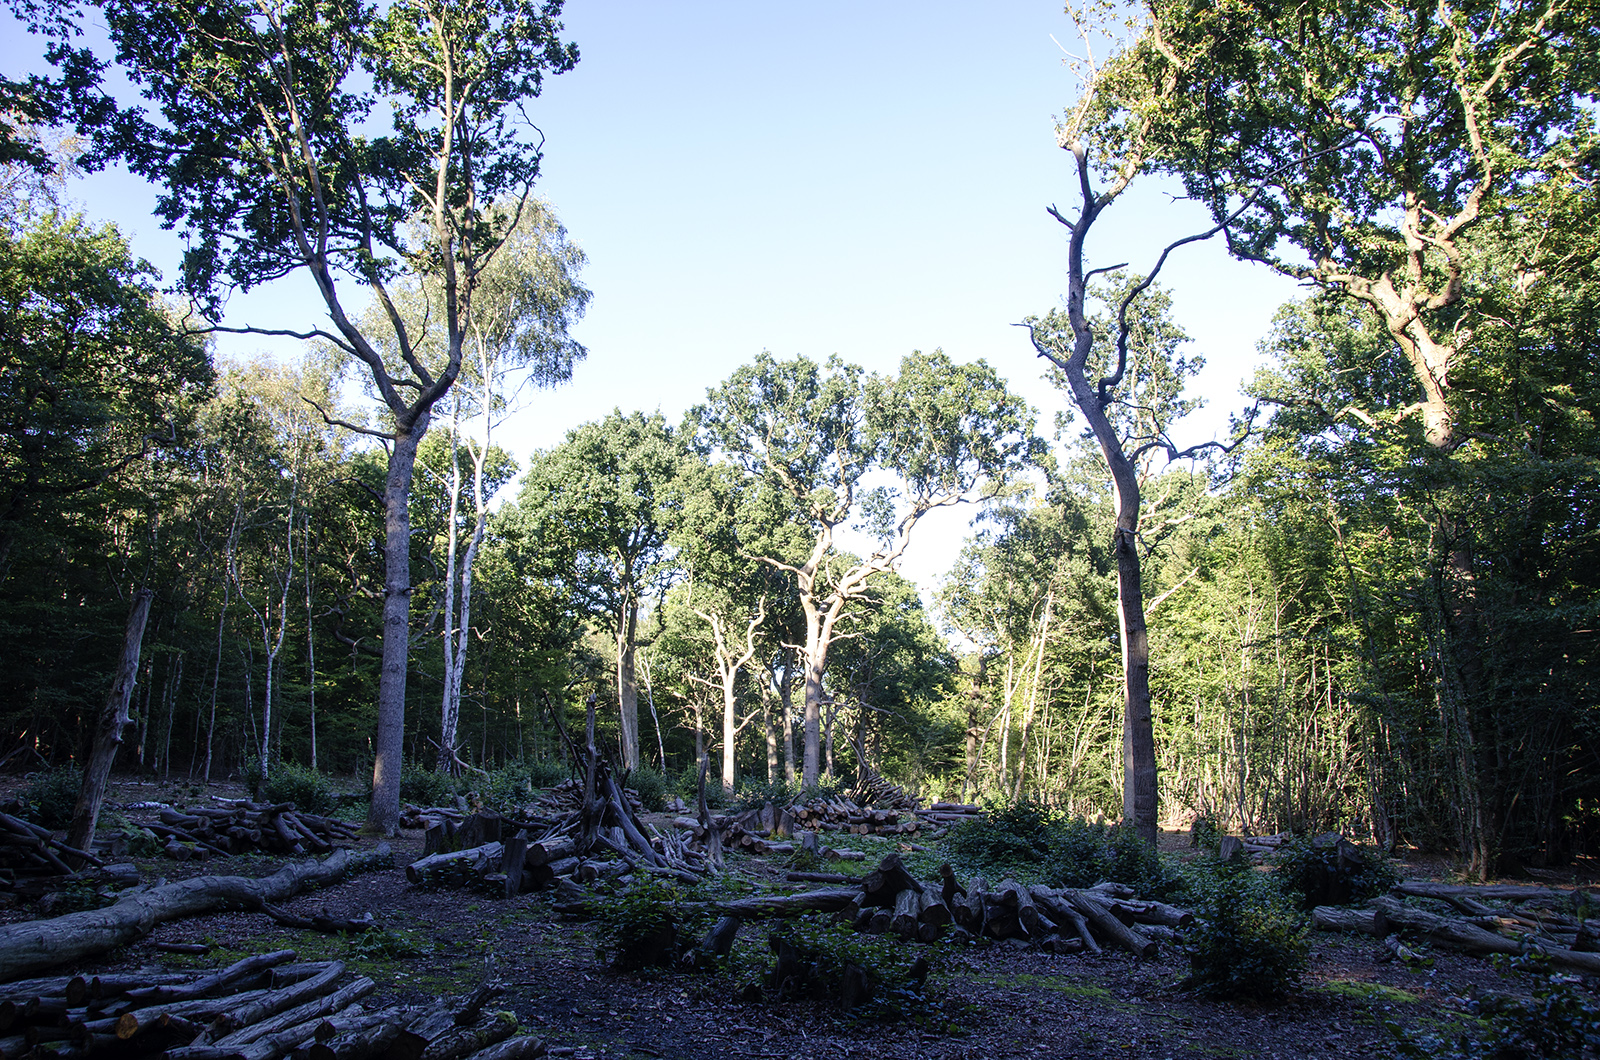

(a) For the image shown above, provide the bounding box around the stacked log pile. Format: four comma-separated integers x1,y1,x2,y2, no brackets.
118,803,359,861
404,701,709,897
545,852,1192,962
784,798,924,839
0,951,544,1060
831,854,1190,956
1312,879,1600,975
0,813,107,893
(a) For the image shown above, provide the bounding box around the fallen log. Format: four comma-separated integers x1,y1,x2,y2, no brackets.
1311,906,1386,936
1369,896,1600,975
1067,891,1157,958
1394,880,1599,904
0,847,390,983
704,888,860,918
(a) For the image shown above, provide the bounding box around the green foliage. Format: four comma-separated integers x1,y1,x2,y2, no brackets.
345,927,431,962
626,766,669,812
943,800,1185,897
1390,954,1600,1059
262,762,338,816
1182,861,1310,1003
762,917,935,1019
525,757,571,790
400,764,457,808
40,881,115,914
21,764,81,829
1275,836,1400,910
1190,814,1219,851
477,763,535,815
593,878,709,973
95,807,161,857
943,797,1062,876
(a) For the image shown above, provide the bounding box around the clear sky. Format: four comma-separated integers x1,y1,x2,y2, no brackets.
4,1,1305,602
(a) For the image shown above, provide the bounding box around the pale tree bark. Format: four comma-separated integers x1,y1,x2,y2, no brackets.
690,598,766,792
66,589,154,862
615,593,641,771
233,477,297,781
304,511,317,770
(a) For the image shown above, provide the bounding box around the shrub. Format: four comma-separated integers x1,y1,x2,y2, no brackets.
944,801,1186,896
1190,812,1220,851
1105,823,1188,900
628,766,670,812
594,878,709,972
96,807,161,856
479,764,534,814
262,762,338,815
525,757,570,789
1275,834,1400,910
399,763,456,808
729,777,799,813
762,917,935,1018
944,797,1063,877
21,764,82,829
1389,953,1600,1059
1183,860,1310,1003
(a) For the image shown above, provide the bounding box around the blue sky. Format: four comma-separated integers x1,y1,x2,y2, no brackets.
4,1,1305,599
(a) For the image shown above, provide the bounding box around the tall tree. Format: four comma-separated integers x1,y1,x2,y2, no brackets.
516,412,683,771
697,351,1041,788
88,0,579,834
1091,0,1598,871
365,198,589,773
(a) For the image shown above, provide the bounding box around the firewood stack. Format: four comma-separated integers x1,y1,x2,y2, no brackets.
822,853,1191,956
0,812,106,892
404,701,709,897
116,803,360,862
784,798,925,838
0,950,544,1060
1313,879,1600,975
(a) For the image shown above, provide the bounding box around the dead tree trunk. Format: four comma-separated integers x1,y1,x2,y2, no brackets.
0,846,388,982
66,590,154,862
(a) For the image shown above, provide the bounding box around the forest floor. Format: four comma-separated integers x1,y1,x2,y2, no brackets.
4,777,1594,1060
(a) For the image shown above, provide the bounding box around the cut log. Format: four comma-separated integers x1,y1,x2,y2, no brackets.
861,854,921,907
704,888,860,918
0,848,389,983
125,951,299,1004
1394,880,1599,904
1067,891,1157,958
211,976,374,1047
419,1012,517,1060
1312,906,1387,936
194,961,346,1042
453,1035,545,1060
890,889,921,940
405,843,502,886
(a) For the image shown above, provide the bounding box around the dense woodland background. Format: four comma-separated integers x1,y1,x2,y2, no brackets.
2,0,1597,876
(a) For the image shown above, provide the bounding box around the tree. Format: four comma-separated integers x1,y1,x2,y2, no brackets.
664,459,791,791
365,198,589,773
516,412,683,771
1091,0,1599,871
87,0,579,834
1097,0,1597,452
697,351,1041,788
0,213,210,580
1017,22,1261,840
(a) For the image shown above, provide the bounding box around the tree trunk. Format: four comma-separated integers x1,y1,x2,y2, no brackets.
616,599,640,771
720,665,738,793
438,401,465,774
66,589,154,861
779,656,796,785
0,847,385,983
370,419,429,837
